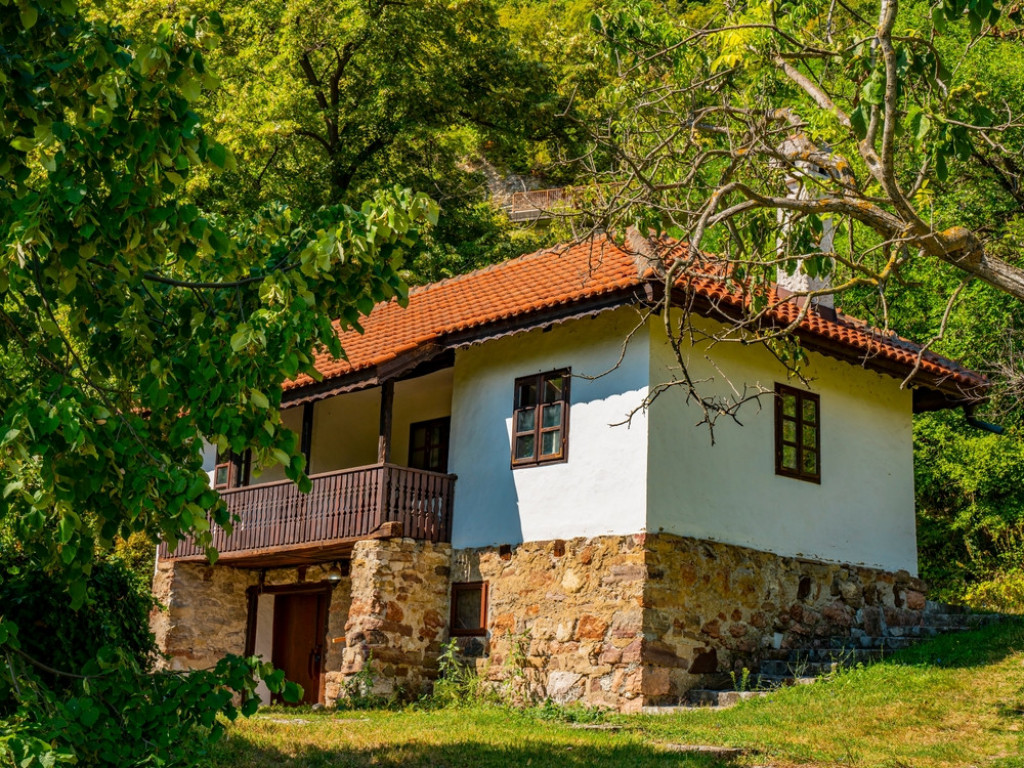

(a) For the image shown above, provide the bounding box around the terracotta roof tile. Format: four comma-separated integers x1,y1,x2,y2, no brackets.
283,237,986,402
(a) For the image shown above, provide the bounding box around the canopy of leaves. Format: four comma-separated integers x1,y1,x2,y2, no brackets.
92,0,569,282
1,0,432,762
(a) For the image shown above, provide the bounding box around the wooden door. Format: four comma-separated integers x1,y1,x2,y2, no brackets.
271,592,327,705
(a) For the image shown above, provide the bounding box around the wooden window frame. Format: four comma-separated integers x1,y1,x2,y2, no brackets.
511,369,570,468
214,449,251,490
774,383,821,484
449,581,488,637
408,416,451,473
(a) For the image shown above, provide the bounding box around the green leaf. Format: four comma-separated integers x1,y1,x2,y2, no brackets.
207,144,228,169
849,105,867,141
20,4,38,30
230,324,254,352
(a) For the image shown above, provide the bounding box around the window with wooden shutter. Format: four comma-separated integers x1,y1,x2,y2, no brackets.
775,384,820,483
512,370,569,467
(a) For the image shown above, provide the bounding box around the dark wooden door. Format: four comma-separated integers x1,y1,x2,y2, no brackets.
271,592,327,705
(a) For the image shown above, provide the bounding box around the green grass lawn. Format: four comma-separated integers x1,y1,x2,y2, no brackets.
210,621,1024,768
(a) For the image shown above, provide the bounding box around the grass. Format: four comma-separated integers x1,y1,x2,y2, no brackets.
210,621,1024,768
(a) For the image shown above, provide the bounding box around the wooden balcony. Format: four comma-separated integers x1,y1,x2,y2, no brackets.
158,463,456,568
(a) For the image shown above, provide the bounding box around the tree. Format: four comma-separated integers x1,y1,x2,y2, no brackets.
535,0,1024,422
95,0,565,281
0,1,435,763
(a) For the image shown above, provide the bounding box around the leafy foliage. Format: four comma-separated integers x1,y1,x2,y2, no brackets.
1,0,433,763
95,0,565,283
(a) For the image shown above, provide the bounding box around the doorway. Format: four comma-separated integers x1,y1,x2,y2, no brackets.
248,586,329,706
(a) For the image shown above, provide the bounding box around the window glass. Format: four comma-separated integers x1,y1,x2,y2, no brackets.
802,398,817,423
451,582,487,636
541,404,561,428
783,394,797,418
515,434,535,460
543,376,564,403
512,370,569,466
775,384,820,482
516,409,536,432
782,444,797,470
517,381,538,409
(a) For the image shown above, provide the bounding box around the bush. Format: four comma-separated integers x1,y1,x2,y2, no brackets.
0,557,297,766
964,570,1024,614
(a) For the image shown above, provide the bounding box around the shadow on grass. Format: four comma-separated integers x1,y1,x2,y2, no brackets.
888,619,1024,669
208,732,736,768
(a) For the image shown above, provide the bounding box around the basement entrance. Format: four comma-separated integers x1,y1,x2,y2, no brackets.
247,584,330,705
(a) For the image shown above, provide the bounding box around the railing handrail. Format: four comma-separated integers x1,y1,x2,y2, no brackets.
162,462,456,559
218,461,456,496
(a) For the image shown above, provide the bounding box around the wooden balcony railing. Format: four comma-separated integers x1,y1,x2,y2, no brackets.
158,463,455,563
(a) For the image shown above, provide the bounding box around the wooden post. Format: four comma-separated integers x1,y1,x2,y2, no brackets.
300,401,314,470
377,379,394,464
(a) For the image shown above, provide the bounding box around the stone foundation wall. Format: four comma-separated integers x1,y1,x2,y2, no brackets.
337,538,452,702
151,561,257,670
154,531,927,711
452,536,649,710
453,532,927,710
642,532,926,704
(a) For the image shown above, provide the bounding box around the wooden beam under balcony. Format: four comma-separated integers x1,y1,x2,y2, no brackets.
158,463,455,569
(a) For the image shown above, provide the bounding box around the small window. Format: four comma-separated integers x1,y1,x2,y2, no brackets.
213,449,251,490
512,370,569,467
409,417,450,473
775,384,820,483
450,582,488,637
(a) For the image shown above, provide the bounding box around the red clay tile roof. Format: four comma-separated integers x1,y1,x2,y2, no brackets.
282,236,986,406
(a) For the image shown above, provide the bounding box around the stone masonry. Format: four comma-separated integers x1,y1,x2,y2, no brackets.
333,538,452,702
453,532,928,711
153,532,928,711
151,559,256,670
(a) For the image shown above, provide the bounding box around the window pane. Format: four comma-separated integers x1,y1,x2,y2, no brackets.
783,394,797,417
454,587,482,630
543,376,564,404
541,429,561,456
214,465,229,487
515,434,535,460
517,380,538,408
411,428,426,450
802,450,818,475
542,403,562,428
516,409,535,433
782,445,797,470
802,424,817,447
803,398,817,423
782,419,797,443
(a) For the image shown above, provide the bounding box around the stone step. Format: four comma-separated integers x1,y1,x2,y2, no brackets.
787,648,884,664
759,659,842,677
686,689,770,707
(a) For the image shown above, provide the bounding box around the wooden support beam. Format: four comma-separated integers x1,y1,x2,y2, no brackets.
301,401,314,469
377,379,394,464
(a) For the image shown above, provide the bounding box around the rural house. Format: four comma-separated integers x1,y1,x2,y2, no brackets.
151,235,986,711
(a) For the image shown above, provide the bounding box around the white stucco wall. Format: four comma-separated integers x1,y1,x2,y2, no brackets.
449,307,651,548
253,593,275,704
308,388,380,475
646,315,918,573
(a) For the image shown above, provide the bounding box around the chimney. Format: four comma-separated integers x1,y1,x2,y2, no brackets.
775,137,836,313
